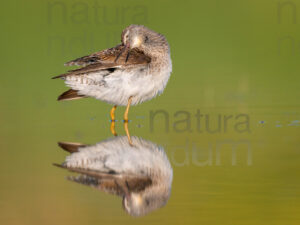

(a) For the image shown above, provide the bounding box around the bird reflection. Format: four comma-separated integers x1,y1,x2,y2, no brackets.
54,135,173,217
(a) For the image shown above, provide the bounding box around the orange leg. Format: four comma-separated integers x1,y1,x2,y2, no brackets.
110,105,117,136
110,105,117,121
124,121,133,146
124,97,133,145
110,121,117,136
123,97,132,122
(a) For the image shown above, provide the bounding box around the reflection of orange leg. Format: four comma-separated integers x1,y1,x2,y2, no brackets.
123,97,132,122
124,121,133,146
110,105,117,121
110,105,117,136
110,121,117,136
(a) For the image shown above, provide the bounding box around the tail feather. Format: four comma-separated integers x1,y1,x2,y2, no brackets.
57,142,86,153
57,89,86,101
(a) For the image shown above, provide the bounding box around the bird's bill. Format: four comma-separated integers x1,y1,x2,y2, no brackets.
114,179,131,199
115,43,130,63
124,43,131,63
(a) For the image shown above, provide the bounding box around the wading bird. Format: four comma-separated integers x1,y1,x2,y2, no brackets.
53,25,172,122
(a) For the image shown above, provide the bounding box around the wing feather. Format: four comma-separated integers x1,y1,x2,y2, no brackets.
64,44,150,66
53,45,150,79
53,163,152,196
64,44,124,66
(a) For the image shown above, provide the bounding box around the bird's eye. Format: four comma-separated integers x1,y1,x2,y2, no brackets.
124,35,129,43
145,36,149,43
145,199,150,205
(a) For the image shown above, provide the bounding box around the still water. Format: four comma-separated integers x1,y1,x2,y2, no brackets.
2,106,299,224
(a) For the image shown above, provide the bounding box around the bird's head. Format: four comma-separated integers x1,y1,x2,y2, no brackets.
121,25,169,55
122,186,170,217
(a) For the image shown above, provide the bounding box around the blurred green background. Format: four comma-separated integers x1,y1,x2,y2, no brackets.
1,0,300,224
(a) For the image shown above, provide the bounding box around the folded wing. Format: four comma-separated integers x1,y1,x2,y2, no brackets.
54,163,152,196
53,44,151,79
